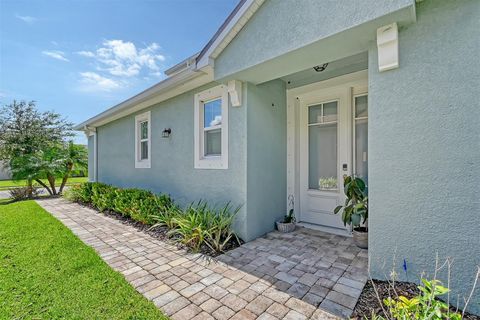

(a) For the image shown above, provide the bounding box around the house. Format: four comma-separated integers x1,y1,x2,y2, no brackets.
0,162,12,180
75,0,479,314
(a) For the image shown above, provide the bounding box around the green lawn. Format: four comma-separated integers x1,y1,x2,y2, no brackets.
0,176,88,190
0,200,168,319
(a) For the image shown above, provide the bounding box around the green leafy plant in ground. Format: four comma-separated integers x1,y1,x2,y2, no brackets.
65,182,241,254
166,201,241,253
0,200,167,320
370,279,462,320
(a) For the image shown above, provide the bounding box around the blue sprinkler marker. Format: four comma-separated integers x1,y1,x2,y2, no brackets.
403,258,408,281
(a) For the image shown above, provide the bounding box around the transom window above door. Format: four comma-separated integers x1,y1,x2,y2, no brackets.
308,101,338,124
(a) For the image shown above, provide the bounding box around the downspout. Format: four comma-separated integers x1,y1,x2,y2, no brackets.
84,126,97,182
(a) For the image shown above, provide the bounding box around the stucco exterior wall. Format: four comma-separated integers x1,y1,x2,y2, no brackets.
245,80,287,241
368,0,480,314
95,83,249,239
215,0,414,81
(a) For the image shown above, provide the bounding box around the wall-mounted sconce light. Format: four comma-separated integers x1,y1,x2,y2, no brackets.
162,128,171,138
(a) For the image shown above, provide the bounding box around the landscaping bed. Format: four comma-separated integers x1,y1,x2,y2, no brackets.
0,200,166,319
99,204,243,257
352,280,480,320
65,182,243,257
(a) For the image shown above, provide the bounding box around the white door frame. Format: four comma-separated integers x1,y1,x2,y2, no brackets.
286,70,368,233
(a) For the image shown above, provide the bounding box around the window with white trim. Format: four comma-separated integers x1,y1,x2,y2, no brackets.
135,111,151,168
194,85,228,169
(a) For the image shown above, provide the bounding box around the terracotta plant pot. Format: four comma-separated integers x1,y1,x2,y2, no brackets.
276,221,295,233
353,227,368,249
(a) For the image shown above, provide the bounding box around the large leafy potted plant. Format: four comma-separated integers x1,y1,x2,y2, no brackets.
334,175,368,249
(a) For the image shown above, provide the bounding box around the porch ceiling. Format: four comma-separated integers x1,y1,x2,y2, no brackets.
281,52,368,90
215,6,415,85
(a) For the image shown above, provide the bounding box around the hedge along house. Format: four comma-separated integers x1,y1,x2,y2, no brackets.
76,0,480,313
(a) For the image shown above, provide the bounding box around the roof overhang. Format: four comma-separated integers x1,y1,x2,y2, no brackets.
75,0,263,131
74,66,212,130
195,0,265,69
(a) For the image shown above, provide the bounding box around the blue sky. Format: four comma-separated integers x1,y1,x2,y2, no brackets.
0,0,238,144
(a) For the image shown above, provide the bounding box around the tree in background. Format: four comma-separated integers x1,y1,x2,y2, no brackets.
0,100,79,197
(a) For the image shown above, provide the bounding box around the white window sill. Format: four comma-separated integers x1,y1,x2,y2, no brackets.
195,157,227,170
135,160,151,169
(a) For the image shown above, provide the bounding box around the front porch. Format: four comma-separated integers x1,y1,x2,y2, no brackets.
218,227,368,318
37,198,368,319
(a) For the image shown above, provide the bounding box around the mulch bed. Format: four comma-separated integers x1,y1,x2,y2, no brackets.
78,202,243,258
352,280,479,320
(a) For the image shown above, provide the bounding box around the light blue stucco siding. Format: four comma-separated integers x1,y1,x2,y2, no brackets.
245,80,287,241
96,83,249,239
369,0,480,314
215,0,414,82
87,135,95,181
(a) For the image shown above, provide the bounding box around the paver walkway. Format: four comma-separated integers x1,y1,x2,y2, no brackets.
36,198,368,319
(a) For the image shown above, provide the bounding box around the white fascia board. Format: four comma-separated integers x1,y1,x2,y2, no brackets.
196,0,264,70
74,67,212,130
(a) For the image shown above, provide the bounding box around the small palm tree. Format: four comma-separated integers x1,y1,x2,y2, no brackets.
58,142,87,194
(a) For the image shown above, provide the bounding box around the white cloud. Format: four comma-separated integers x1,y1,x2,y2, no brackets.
76,50,95,58
42,50,69,62
15,14,37,24
82,40,166,77
78,72,122,92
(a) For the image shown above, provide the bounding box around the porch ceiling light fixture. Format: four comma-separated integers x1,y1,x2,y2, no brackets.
313,63,328,72
162,128,171,138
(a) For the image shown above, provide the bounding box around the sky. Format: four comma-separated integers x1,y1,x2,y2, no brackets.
0,0,239,144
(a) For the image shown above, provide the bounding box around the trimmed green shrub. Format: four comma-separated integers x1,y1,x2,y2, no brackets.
91,183,117,212
65,182,173,224
64,182,94,203
65,183,240,253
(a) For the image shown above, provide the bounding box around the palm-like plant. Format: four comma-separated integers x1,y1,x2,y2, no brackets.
58,142,87,194
334,175,368,230
204,203,241,253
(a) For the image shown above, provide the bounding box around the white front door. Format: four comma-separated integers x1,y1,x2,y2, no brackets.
297,79,368,231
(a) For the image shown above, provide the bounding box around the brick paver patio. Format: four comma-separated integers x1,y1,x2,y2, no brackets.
36,198,368,319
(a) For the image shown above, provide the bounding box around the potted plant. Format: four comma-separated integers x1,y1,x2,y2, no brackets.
334,175,368,249
276,208,296,233
276,195,296,233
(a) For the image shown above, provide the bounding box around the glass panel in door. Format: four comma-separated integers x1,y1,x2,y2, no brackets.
308,101,338,190
354,95,368,182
